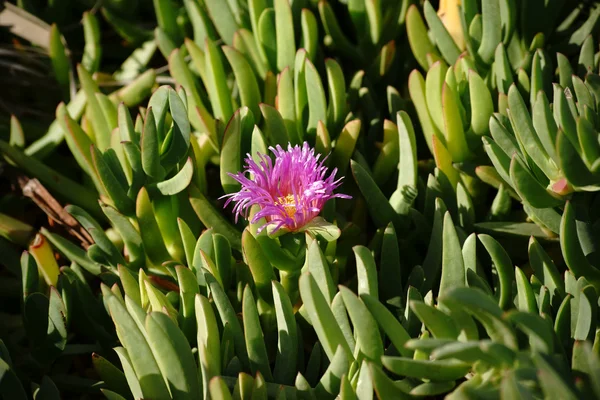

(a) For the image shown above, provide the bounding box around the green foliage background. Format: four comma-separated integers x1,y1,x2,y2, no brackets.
1,0,600,399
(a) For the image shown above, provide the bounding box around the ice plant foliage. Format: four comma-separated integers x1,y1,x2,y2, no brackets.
223,142,350,233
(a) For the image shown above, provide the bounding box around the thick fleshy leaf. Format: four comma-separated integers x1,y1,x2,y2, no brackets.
339,286,383,363
220,107,254,194
104,289,171,399
469,71,494,136
242,286,273,381
161,88,192,170
242,229,275,302
306,240,335,304
478,234,515,310
507,85,560,181
274,0,295,72
145,311,202,399
78,65,112,150
272,281,297,385
389,112,418,214
423,1,460,64
196,294,221,396
41,228,100,275
189,185,241,250
411,301,459,339
260,103,289,146
314,345,349,398
305,59,328,140
379,223,402,305
382,357,470,381
534,353,579,400
325,58,346,131
361,293,412,357
299,272,352,362
301,9,319,62
439,212,465,297
409,70,442,155
223,46,261,119
406,5,440,70
156,157,194,195
299,217,341,242
369,363,411,399
203,0,238,45
351,160,402,230
354,246,378,298
204,271,249,370
509,155,563,209
441,287,517,349
560,202,600,289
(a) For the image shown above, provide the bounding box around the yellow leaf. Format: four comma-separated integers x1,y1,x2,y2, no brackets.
438,0,465,51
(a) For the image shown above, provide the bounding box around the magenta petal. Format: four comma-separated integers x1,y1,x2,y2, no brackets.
221,142,351,232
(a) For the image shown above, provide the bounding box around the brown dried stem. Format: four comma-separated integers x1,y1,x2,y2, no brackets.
17,175,94,249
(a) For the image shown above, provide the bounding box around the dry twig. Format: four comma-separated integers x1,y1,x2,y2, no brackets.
17,176,94,249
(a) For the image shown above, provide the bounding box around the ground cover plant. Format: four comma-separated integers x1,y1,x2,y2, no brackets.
2,0,600,398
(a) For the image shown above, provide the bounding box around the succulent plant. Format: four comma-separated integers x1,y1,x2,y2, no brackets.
2,0,600,399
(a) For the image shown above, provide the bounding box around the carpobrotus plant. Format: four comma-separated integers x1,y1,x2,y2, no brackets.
2,1,600,399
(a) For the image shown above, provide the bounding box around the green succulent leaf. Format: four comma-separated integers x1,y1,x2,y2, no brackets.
339,286,383,364
423,1,460,65
382,356,471,381
299,272,352,362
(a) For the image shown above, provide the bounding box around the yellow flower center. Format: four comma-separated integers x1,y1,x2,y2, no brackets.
275,194,297,218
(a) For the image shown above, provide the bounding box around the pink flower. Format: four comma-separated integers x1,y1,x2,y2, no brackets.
222,142,351,233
